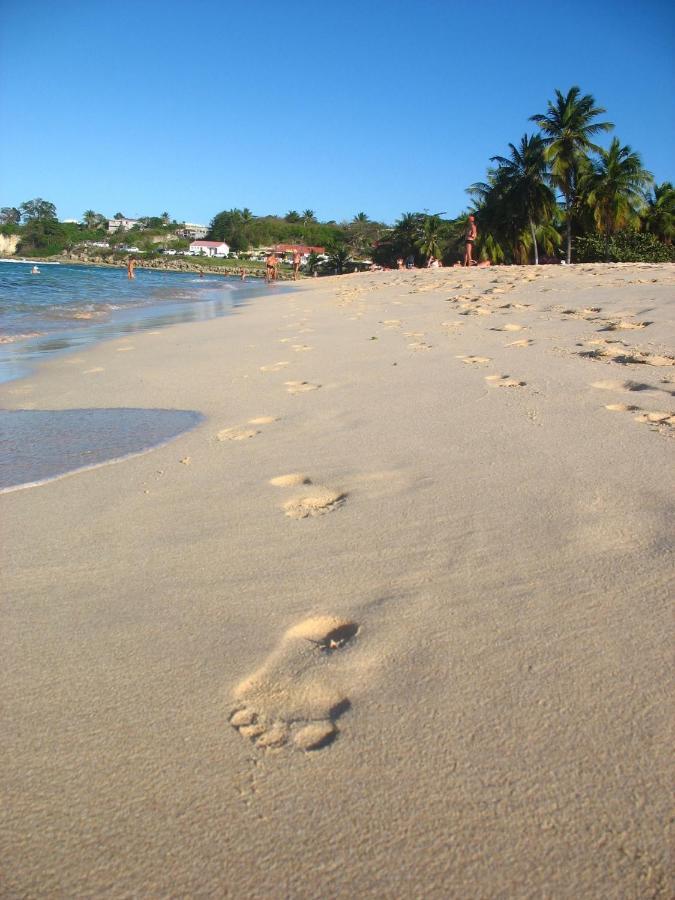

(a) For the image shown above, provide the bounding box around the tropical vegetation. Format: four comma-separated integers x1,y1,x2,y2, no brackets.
1,85,672,267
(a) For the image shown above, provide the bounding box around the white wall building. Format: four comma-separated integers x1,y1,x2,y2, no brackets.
189,240,229,257
108,218,141,233
179,223,209,239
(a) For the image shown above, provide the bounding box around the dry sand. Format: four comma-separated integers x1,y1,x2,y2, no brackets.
2,263,673,898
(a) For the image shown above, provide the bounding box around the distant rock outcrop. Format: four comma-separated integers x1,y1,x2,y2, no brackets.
0,234,20,256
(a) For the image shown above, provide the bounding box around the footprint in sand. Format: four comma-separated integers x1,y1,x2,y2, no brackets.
292,344,313,353
270,473,346,518
605,403,641,412
229,616,359,751
485,374,526,388
285,381,321,394
491,324,526,332
260,361,290,372
634,410,674,426
506,338,533,348
216,426,260,441
408,341,432,351
381,319,402,328
248,416,280,425
458,355,492,365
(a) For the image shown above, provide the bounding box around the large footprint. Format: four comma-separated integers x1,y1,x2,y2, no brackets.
229,616,359,751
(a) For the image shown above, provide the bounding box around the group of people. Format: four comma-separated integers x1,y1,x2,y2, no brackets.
265,249,303,282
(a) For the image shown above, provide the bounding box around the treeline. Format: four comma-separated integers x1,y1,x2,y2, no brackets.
0,202,184,256
208,208,386,256
465,86,673,265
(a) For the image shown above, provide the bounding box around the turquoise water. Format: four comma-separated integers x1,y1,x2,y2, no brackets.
0,261,285,490
0,261,282,382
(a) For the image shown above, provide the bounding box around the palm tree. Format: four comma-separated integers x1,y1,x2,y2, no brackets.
352,212,369,223
530,86,613,263
582,138,652,254
491,134,556,264
418,215,443,262
642,182,674,244
326,242,351,274
302,209,316,223
161,211,170,225
285,210,301,223
82,209,105,230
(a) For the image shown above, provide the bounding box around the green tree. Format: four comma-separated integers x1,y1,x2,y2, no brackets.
530,86,613,263
161,211,170,225
285,210,301,223
325,241,351,274
0,207,21,225
83,210,106,229
490,133,556,264
418,215,443,262
642,181,674,245
582,138,652,254
19,198,57,223
302,209,316,223
114,212,125,219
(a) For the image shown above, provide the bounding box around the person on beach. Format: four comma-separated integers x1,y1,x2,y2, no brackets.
240,267,246,280
266,253,278,283
127,257,136,280
292,250,302,280
405,254,415,269
464,215,477,267
396,258,404,269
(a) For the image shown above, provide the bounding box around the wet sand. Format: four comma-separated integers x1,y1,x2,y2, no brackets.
2,263,673,897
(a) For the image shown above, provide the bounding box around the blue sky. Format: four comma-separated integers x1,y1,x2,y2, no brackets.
1,0,673,225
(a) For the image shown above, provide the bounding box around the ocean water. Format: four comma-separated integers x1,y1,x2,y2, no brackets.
0,261,284,490
0,260,283,383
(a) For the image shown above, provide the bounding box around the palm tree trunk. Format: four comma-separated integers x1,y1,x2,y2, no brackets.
529,217,539,265
565,197,572,264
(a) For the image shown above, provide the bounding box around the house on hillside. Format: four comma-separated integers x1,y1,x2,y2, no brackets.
189,240,229,257
108,218,142,233
178,223,209,239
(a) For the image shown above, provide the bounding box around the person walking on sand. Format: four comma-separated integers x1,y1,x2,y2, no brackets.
127,257,136,280
292,249,302,280
464,215,477,267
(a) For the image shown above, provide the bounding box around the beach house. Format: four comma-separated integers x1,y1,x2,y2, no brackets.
189,240,230,257
178,223,209,239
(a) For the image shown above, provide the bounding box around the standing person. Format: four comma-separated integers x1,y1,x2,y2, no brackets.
266,252,277,283
127,256,136,280
464,215,477,267
292,249,302,280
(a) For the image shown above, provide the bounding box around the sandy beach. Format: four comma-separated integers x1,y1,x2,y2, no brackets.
2,263,673,897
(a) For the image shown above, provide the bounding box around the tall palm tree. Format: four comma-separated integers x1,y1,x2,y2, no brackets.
302,209,316,223
583,138,652,252
285,210,301,223
161,211,170,225
530,86,613,263
352,212,369,223
82,209,104,230
418,215,443,261
491,134,556,264
642,182,674,244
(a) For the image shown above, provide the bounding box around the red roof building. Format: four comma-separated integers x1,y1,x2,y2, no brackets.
274,244,325,255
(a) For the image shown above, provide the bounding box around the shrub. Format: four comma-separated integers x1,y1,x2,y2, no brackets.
575,231,674,263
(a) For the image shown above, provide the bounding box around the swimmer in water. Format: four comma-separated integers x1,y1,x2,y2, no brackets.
31,265,40,274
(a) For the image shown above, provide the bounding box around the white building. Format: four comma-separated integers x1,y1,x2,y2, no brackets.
108,218,141,233
189,240,229,257
179,223,209,239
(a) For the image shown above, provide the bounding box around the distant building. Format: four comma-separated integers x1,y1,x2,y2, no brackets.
189,240,229,257
178,223,209,240
274,244,325,257
108,218,141,233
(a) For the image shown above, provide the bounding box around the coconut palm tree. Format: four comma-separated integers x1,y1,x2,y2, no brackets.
83,210,105,230
285,210,301,223
642,182,674,244
530,86,613,263
302,209,316,223
582,138,652,254
490,134,556,264
418,215,443,262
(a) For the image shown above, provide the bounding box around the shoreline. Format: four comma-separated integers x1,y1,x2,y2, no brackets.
2,263,673,897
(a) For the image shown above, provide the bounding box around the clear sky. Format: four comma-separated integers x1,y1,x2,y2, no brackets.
1,0,673,226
